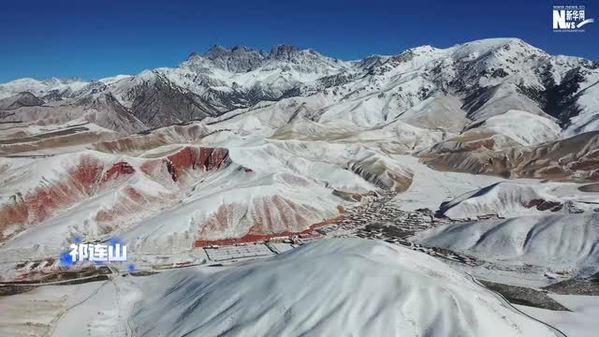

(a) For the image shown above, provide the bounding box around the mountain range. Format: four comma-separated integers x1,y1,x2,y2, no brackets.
1,38,598,134
1,37,598,250
1,37,599,337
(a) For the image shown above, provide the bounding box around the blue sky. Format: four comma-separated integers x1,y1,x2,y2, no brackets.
1,0,597,82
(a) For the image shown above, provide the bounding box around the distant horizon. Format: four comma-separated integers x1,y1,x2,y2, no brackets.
2,36,597,84
1,0,596,83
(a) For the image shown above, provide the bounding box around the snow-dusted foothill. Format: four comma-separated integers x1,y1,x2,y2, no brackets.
414,213,599,276
132,239,561,337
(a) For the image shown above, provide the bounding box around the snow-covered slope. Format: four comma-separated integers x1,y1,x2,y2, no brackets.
0,119,422,258
0,77,88,100
2,38,598,138
468,110,560,147
1,38,597,260
424,110,561,155
132,239,560,337
435,180,599,219
388,155,504,211
414,214,599,276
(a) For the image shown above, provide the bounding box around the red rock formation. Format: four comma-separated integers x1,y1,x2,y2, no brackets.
195,227,320,247
197,147,213,170
194,205,345,247
165,146,230,182
207,148,228,170
167,147,196,173
0,146,231,240
0,155,104,228
100,161,135,184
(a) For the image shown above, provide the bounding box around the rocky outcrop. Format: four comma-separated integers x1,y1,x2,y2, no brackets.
524,199,563,212
0,92,44,110
423,131,599,181
164,146,230,182
348,156,413,192
100,161,135,184
129,72,221,128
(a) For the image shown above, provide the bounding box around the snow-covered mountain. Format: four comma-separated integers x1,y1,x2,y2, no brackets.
1,37,598,254
1,38,598,134
1,37,598,337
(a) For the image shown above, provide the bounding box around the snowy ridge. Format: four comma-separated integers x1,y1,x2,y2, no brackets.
1,38,598,137
438,181,559,219
0,77,89,100
132,239,560,337
414,214,599,276
435,179,599,219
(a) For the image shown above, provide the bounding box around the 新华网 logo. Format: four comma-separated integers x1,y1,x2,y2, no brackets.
553,5,594,32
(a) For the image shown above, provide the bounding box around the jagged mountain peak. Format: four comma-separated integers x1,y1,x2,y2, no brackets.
205,44,229,58
183,43,333,73
184,44,268,72
269,44,302,59
204,44,266,59
44,76,85,85
200,43,310,59
1,38,597,137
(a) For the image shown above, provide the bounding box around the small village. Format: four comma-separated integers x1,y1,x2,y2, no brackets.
2,190,485,293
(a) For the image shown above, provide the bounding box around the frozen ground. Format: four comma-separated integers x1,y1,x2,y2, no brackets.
517,295,599,337
0,276,141,337
1,239,564,337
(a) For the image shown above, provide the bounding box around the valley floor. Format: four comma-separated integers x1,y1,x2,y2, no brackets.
1,183,597,337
